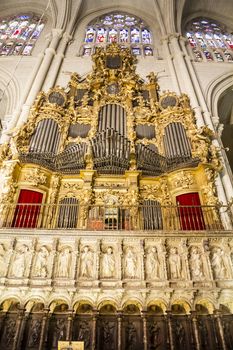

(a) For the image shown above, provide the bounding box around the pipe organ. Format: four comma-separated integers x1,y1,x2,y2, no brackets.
4,43,222,230
0,44,231,350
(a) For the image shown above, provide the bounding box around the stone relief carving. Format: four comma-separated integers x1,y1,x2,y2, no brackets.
124,247,137,279
168,247,182,280
0,238,232,286
33,246,50,277
79,245,94,278
56,247,72,278
189,247,204,280
101,246,115,278
10,244,31,278
0,243,8,276
211,247,229,279
146,246,160,280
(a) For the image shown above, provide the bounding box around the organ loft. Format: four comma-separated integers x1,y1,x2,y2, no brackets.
0,43,232,349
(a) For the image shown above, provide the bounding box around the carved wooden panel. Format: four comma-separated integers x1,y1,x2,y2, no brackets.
72,315,92,350
97,316,118,350
122,316,143,350
147,316,167,350
47,315,67,350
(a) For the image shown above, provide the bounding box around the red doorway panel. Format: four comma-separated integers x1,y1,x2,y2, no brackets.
176,193,205,230
13,189,43,228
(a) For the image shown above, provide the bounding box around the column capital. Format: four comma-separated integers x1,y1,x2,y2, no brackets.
52,28,63,39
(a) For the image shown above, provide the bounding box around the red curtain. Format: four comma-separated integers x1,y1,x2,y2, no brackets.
13,190,43,228
176,193,205,230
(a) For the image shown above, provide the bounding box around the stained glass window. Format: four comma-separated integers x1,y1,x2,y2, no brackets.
186,18,233,63
0,13,45,56
82,12,153,57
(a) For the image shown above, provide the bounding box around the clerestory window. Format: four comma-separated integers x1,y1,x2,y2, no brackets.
0,13,45,56
185,17,233,63
82,12,153,57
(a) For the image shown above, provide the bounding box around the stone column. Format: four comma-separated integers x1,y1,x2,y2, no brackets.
166,311,175,350
1,39,50,143
16,28,63,128
179,36,233,202
190,311,201,350
38,308,49,350
169,34,205,127
141,311,148,350
117,311,122,350
161,36,181,94
66,310,74,341
43,0,83,91
213,310,228,350
91,310,98,350
179,37,213,127
12,308,25,350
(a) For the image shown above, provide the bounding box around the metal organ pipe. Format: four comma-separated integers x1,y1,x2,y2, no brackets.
29,119,60,154
164,122,191,158
98,104,127,137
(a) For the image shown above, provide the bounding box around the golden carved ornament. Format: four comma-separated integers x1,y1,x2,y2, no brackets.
0,143,12,165
172,171,194,189
24,168,47,186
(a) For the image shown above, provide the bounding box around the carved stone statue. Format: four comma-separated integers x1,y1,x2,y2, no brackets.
168,247,182,279
11,244,30,278
28,319,42,347
57,248,71,278
78,321,91,349
146,247,160,279
189,247,204,280
126,322,137,350
101,246,115,278
124,247,137,278
79,246,94,278
211,247,228,279
0,243,7,276
34,246,49,277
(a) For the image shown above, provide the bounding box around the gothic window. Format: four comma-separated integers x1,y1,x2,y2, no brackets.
186,18,233,63
0,13,45,56
82,12,153,57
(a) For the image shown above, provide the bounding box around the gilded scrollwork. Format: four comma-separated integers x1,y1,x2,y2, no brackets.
24,168,47,186
172,171,194,189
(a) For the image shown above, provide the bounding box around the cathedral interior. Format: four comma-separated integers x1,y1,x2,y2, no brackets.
0,0,233,349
